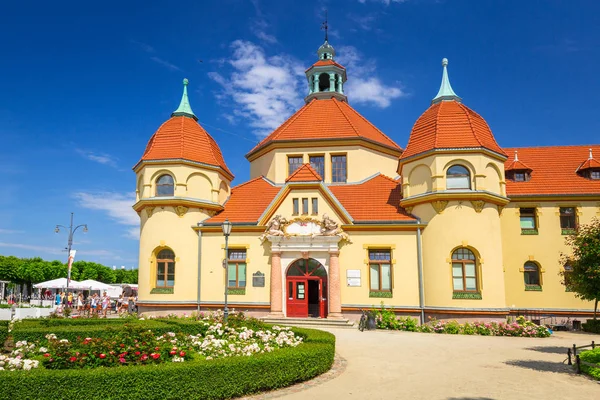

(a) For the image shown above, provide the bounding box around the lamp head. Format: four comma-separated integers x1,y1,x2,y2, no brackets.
83,225,88,233
55,226,60,233
222,219,232,236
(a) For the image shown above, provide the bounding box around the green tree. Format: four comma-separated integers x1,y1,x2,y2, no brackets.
0,255,22,281
560,218,600,319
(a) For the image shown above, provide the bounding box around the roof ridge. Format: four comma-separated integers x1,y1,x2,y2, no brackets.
378,174,400,184
286,163,323,182
332,98,361,138
230,176,271,191
505,144,600,150
458,102,484,148
338,100,401,149
433,102,441,149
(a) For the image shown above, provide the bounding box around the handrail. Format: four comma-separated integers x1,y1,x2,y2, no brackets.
567,341,600,374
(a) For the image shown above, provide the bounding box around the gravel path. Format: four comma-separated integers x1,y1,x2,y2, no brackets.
261,328,600,399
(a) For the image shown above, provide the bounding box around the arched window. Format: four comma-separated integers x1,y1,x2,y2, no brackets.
523,262,541,288
318,73,330,92
156,174,174,196
156,249,175,288
446,165,471,190
451,248,478,292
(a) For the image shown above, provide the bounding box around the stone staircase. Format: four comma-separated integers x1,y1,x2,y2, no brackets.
261,317,356,329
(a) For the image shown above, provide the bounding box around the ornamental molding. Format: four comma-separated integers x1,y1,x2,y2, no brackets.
470,200,485,213
146,207,155,217
496,205,505,216
431,200,449,214
404,206,414,215
260,214,350,243
175,206,188,217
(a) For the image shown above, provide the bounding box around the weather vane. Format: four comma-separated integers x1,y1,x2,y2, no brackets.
321,10,328,42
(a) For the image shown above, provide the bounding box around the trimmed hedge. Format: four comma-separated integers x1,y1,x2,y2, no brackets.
0,320,9,346
582,319,600,334
0,326,335,400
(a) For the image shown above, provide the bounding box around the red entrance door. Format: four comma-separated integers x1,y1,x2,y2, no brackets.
286,259,328,318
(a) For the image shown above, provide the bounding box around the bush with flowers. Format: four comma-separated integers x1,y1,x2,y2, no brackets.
373,305,551,338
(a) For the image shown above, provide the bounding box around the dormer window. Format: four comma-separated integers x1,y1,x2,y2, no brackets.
508,170,531,182
590,170,600,180
446,165,471,190
575,148,600,180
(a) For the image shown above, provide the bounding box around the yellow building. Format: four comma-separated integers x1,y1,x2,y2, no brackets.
133,41,600,322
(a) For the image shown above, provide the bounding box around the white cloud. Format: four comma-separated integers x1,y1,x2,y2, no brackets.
336,46,405,108
75,149,118,168
73,192,139,240
209,40,305,137
150,56,182,72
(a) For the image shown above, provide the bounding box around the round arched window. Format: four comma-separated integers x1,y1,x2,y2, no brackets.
446,165,471,190
156,174,174,196
451,248,477,292
156,249,175,288
318,73,330,92
524,262,540,287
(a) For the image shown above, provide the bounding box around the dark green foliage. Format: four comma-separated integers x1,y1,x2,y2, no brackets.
580,348,600,380
0,320,9,346
582,319,600,333
0,326,335,400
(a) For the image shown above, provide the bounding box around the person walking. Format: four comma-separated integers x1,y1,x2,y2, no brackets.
90,294,98,316
101,292,110,317
77,293,84,315
67,292,73,308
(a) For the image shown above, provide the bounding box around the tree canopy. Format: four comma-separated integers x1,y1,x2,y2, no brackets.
560,217,600,319
0,255,138,289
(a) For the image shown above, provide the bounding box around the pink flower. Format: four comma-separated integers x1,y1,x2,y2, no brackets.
43,353,50,358
151,353,160,360
119,357,126,363
141,354,148,361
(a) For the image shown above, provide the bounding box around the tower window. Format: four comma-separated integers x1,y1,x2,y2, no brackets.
318,73,330,92
331,155,347,183
309,155,325,180
288,156,303,176
446,165,471,189
156,174,174,197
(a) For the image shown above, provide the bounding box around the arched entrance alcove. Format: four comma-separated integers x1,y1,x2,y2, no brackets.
286,258,328,318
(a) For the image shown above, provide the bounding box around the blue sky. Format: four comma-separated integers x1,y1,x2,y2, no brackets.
0,0,598,267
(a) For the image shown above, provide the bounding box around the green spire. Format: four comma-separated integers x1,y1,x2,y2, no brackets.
171,78,198,120
432,58,461,104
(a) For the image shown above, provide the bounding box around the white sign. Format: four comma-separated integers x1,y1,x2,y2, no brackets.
347,278,361,287
347,269,361,278
284,220,322,236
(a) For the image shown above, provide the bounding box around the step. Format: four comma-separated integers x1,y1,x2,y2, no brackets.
262,317,356,329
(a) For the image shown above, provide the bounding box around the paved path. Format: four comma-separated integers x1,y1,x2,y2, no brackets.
262,328,600,399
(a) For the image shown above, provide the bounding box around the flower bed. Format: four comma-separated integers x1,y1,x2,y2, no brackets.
375,306,551,337
0,313,335,399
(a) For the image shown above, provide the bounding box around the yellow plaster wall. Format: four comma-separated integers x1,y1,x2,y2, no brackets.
136,164,230,204
249,145,399,184
339,231,420,308
501,201,598,310
138,207,212,302
414,201,507,308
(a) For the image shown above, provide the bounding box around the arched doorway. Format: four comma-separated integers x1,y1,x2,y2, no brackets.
286,258,328,318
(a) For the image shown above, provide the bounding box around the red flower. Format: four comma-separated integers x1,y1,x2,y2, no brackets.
43,353,50,358
154,347,160,351
170,350,177,355
119,357,126,363
120,344,125,348
69,357,77,362
179,351,186,357
99,354,106,359
151,353,160,360
135,351,141,356
141,354,148,361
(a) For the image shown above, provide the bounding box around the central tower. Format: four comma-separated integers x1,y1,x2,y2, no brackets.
304,38,347,103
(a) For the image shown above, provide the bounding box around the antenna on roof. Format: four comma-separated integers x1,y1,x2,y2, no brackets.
589,148,593,160
321,10,329,42
514,150,519,162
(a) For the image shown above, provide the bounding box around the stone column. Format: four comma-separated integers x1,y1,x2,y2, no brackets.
328,250,344,319
329,72,335,92
268,251,284,318
313,73,319,93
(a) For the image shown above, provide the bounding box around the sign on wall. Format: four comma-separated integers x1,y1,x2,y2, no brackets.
346,269,361,287
252,271,265,287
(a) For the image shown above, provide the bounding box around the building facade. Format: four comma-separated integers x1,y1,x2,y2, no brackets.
133,40,600,322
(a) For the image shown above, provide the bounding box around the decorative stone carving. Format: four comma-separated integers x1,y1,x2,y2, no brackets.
404,206,414,215
431,200,449,214
145,207,155,217
175,206,188,217
259,214,288,241
470,200,485,213
302,251,310,259
318,214,350,241
497,205,505,216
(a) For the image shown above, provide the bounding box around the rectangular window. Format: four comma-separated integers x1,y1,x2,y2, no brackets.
514,172,526,182
519,208,537,232
452,261,477,292
591,170,600,180
292,198,299,215
309,156,325,180
288,156,303,176
559,207,576,230
331,155,347,183
369,250,392,292
227,249,247,289
311,198,318,215
302,198,309,214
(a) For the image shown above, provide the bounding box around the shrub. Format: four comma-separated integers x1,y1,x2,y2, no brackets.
579,347,600,380
0,320,9,346
582,319,600,334
0,327,335,399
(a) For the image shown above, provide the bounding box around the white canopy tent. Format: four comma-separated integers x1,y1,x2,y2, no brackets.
78,279,113,291
33,278,87,290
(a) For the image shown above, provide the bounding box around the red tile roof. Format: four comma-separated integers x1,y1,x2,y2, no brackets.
286,163,323,182
505,159,533,172
329,175,416,222
306,59,346,71
247,98,402,157
205,177,281,223
576,157,600,172
504,145,600,196
139,116,233,176
401,100,506,160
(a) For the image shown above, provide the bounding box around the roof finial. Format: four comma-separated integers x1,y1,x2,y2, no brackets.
514,150,519,162
172,78,198,120
321,10,329,42
432,58,461,104
590,148,593,160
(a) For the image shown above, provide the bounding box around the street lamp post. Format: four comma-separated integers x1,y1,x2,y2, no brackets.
55,212,88,290
221,219,232,324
